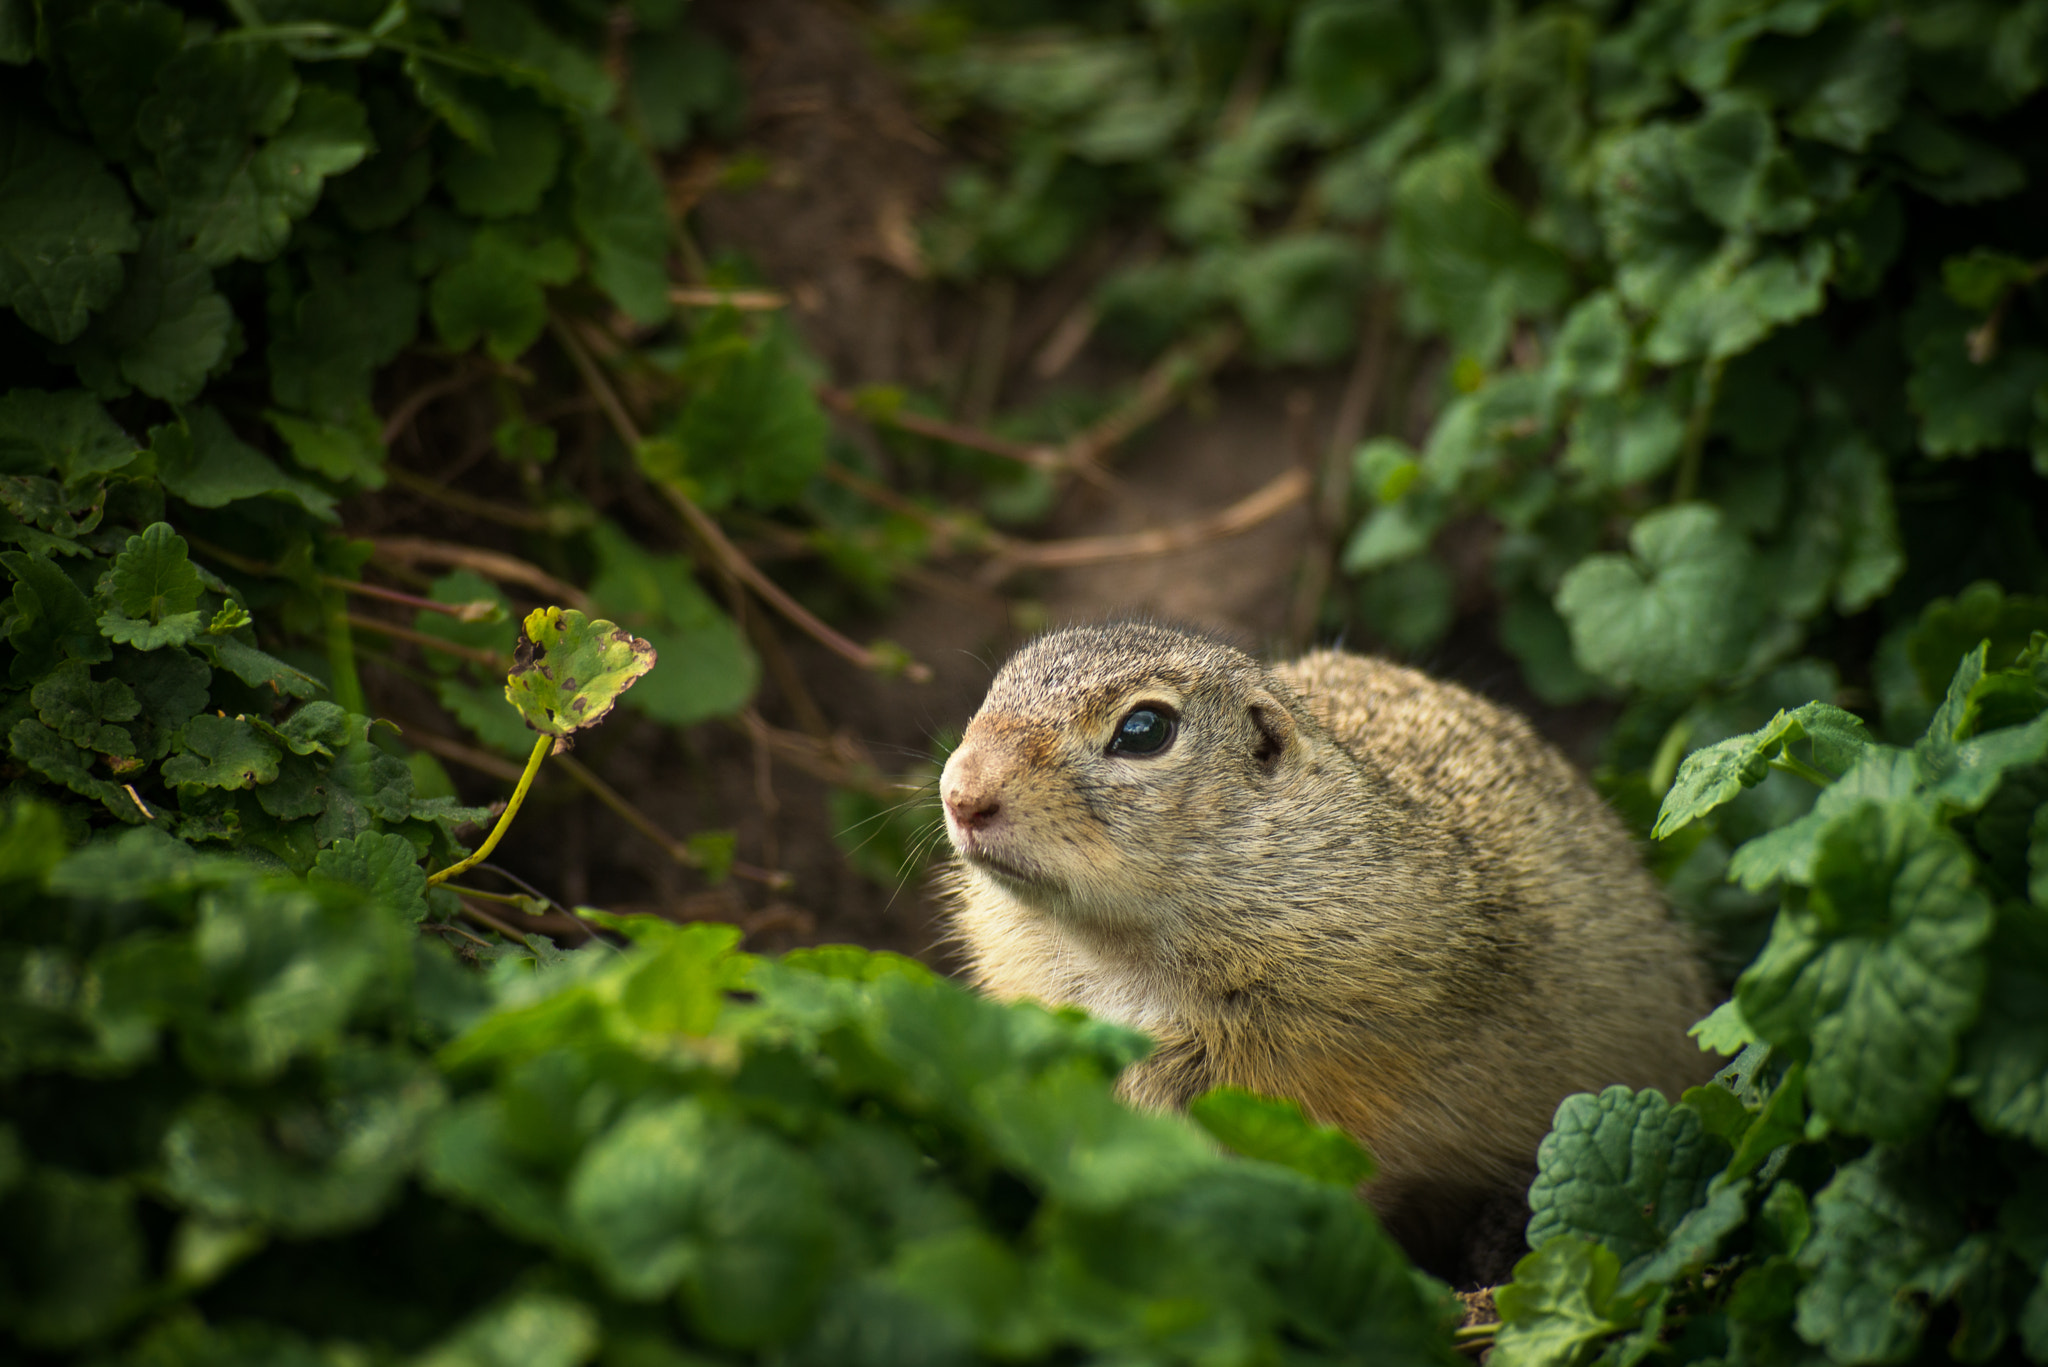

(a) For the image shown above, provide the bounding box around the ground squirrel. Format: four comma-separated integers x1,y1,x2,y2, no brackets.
938,622,1716,1281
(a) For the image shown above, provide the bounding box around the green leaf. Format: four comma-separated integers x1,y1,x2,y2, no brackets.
1231,233,1371,365
163,1052,444,1234
430,223,580,361
30,659,139,755
1796,1147,1992,1364
1677,104,1814,233
268,237,421,428
266,407,386,489
309,831,429,923
0,388,139,482
1527,1086,1733,1290
1643,237,1834,366
975,1054,1215,1207
444,101,566,219
48,0,182,163
1352,556,1453,655
1390,146,1571,364
1189,1087,1375,1187
98,521,205,648
1655,700,1871,838
1550,291,1631,399
1904,289,2048,458
572,115,673,325
206,635,323,699
1786,20,1908,150
152,407,338,521
464,0,616,112
565,1099,835,1341
665,325,828,510
504,607,657,740
1288,0,1427,130
162,714,282,790
137,45,352,266
1727,1061,1806,1180
1563,390,1685,490
0,797,70,888
1944,248,2042,311
1491,1237,1628,1367
4,548,113,679
0,1169,147,1347
1956,901,2048,1149
416,1292,600,1367
1917,709,2048,811
1737,802,1992,1138
1556,504,1758,695
0,112,140,343
7,718,141,820
587,522,756,725
1885,107,2025,204
1596,125,1721,313
52,224,232,404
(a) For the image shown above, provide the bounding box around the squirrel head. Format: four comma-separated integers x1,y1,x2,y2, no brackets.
940,622,1329,932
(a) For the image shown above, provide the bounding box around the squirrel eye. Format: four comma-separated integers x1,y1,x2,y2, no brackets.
1108,706,1175,756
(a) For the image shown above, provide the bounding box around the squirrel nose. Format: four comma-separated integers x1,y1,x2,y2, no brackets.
942,746,1004,832
946,788,1001,831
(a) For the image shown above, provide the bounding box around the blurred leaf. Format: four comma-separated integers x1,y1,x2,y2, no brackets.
1189,1087,1375,1187
1556,504,1758,695
0,113,140,343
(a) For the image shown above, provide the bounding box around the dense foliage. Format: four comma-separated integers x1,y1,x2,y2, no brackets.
7,0,2048,1362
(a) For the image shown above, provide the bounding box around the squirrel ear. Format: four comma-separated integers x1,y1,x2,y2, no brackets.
1247,690,1294,770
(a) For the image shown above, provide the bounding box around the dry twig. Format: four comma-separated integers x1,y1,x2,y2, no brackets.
977,466,1311,586
549,316,932,683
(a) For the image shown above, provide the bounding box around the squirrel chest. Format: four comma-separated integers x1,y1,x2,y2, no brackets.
938,622,1715,1277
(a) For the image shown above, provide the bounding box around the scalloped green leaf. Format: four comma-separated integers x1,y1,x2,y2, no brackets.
0,113,140,344
1556,504,1759,696
1737,802,1992,1138
309,830,429,923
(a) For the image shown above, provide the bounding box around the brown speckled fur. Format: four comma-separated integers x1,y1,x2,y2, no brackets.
939,623,1716,1281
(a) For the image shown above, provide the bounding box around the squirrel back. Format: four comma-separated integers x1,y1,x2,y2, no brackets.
938,622,1716,1279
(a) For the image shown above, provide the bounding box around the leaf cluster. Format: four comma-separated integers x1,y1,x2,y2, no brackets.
0,831,1459,1363
1488,622,2048,1366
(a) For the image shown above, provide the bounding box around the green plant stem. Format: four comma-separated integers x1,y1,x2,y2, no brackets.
439,882,551,910
1770,752,1834,788
427,734,553,887
1672,356,1725,505
323,585,367,715
1648,715,1695,798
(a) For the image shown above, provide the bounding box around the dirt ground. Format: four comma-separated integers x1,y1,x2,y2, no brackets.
357,0,1613,969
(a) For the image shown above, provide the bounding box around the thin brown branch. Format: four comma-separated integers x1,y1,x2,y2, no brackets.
978,466,1311,585
553,751,791,889
818,463,1012,554
326,576,503,621
370,538,593,611
401,727,529,784
383,465,561,531
670,286,789,311
1289,309,1391,644
549,314,932,684
380,360,506,447
733,708,904,799
345,612,508,668
816,386,1063,471
1066,323,1241,469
